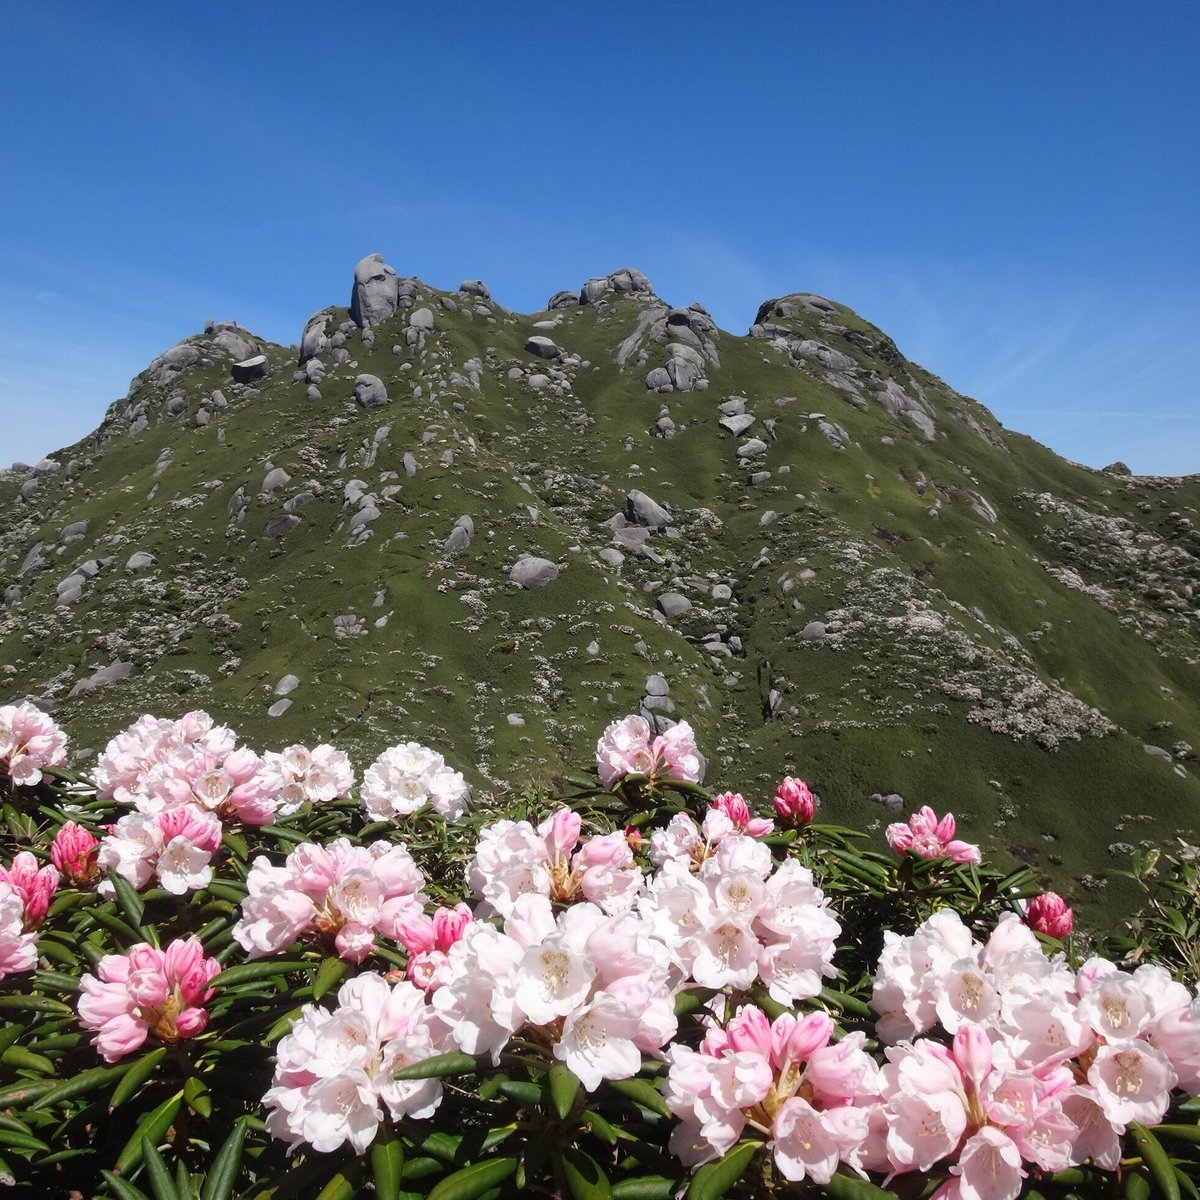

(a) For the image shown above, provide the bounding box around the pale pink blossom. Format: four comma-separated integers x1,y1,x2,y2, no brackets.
77,936,219,1062
1087,1042,1177,1126
952,1126,1025,1200
0,882,37,979
886,806,981,864
0,702,68,787
594,715,703,787
394,903,473,990
708,792,773,839
360,741,468,821
260,743,354,815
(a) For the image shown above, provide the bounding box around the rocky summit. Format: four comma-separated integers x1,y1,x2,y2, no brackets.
2,255,1198,920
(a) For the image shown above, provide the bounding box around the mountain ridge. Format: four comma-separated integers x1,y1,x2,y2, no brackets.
3,253,1198,923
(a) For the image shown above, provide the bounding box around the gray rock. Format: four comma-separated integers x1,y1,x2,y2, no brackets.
801,621,827,642
525,335,562,360
657,592,692,618
870,792,905,814
645,366,673,391
262,468,290,494
581,277,610,305
125,552,155,573
443,523,471,554
610,268,652,293
264,514,301,539
19,479,38,500
1144,744,1174,761
68,660,133,697
275,674,301,696
165,395,188,417
333,614,367,638
299,311,331,363
33,456,60,476
267,699,293,717
459,279,491,301
211,327,257,362
306,385,322,403
348,505,380,532
147,343,201,388
625,489,672,530
736,438,768,459
645,673,670,696
408,307,435,331
3,584,20,609
60,521,88,546
719,413,755,436
283,491,315,513
228,486,247,519
304,357,326,383
818,421,850,449
19,542,45,577
547,290,580,309
354,374,390,409
642,694,676,715
586,640,601,656
598,548,625,569
231,355,269,384
403,452,419,477
194,409,209,426
350,253,400,328
749,471,772,485
510,556,560,589
712,584,732,600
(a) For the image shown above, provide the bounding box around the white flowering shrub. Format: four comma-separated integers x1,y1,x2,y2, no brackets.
0,708,1197,1199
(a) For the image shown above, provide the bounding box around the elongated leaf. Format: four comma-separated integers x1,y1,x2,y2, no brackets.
686,1140,759,1200
108,869,146,927
31,1063,128,1110
1125,1169,1153,1200
0,1079,57,1107
562,1147,613,1200
100,1171,152,1200
611,1178,676,1200
0,1127,52,1153
393,1051,478,1080
0,1045,54,1074
550,1061,581,1120
583,1109,617,1146
114,1090,184,1176
312,955,349,1001
1130,1124,1180,1200
426,1157,519,1200
210,960,309,989
1156,1124,1200,1144
32,969,80,993
110,1047,168,1110
313,1160,365,1200
0,1025,20,1057
0,993,72,1015
141,1135,182,1200
607,1077,671,1119
183,1074,212,1118
371,1133,406,1200
823,1170,898,1200
199,1117,248,1200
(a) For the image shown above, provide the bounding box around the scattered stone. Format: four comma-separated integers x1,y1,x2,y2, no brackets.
510,556,560,589
408,307,435,331
231,355,269,384
354,374,389,409
350,253,399,328
625,489,672,530
262,468,290,493
598,548,625,569
801,621,827,643
125,552,155,573
264,514,301,539
657,592,691,618
586,640,600,656
268,699,293,717
274,674,300,696
60,521,88,546
333,615,367,638
68,660,133,697
869,792,905,814
712,584,732,600
719,413,755,436
736,439,768,459
1144,745,1174,761
3,585,20,609
525,335,562,360
645,673,670,696
403,452,419,477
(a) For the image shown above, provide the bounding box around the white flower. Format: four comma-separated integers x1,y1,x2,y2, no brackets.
156,837,213,895
513,933,595,1027
555,992,642,1090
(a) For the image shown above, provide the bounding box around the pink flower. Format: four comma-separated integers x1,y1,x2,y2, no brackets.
595,716,704,787
0,851,59,927
709,792,774,839
0,882,37,980
50,821,100,886
886,806,981,864
77,936,220,1062
1025,893,1073,938
774,776,818,826
0,702,68,787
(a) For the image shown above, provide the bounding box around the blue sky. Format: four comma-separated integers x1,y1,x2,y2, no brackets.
2,4,1198,473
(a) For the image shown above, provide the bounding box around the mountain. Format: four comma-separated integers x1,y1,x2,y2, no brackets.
3,255,1198,922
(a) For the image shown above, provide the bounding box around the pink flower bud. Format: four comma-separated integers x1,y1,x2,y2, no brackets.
886,805,981,864
953,1023,993,1092
773,776,817,827
725,1005,772,1058
51,821,100,886
1026,892,1074,939
773,1010,834,1067
0,851,60,927
541,808,582,864
710,792,774,838
623,825,645,851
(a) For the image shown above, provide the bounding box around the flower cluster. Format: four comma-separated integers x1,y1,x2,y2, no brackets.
430,892,679,1090
77,936,220,1062
1025,891,1074,938
0,851,59,981
264,973,447,1155
260,744,355,816
774,775,819,826
594,715,703,787
865,909,1200,1194
886,805,981,864
467,807,642,917
359,741,469,821
0,701,68,788
666,1006,879,1180
233,838,427,962
98,806,224,895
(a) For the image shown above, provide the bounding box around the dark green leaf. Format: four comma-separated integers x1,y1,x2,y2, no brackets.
823,1169,900,1200
1156,1124,1200,1144
210,959,309,988
583,1109,618,1146
183,1074,212,1118
108,868,146,927
562,1147,612,1200
685,1140,759,1200
426,1157,519,1200
0,993,73,1015
371,1133,406,1200
114,1090,184,1176
0,1045,54,1074
550,1061,581,1120
141,1134,182,1200
607,1078,670,1119
110,1047,168,1110
611,1177,676,1200
31,1063,128,1110
312,955,349,1000
199,1117,248,1200
497,1079,542,1105
100,1171,152,1200
393,1051,478,1080
1130,1123,1180,1200
0,1127,52,1153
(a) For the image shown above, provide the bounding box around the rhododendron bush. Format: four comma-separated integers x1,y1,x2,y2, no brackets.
0,703,1198,1199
